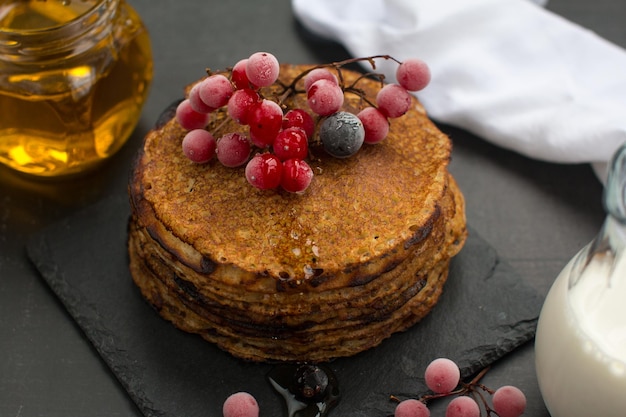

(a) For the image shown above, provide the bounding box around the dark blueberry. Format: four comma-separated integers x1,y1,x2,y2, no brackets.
319,111,365,158
294,364,330,402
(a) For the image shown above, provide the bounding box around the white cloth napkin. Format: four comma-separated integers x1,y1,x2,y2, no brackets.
292,0,626,181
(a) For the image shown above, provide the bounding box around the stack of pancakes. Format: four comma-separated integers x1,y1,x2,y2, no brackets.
128,64,467,362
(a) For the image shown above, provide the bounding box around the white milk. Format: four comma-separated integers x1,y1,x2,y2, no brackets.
535,244,626,417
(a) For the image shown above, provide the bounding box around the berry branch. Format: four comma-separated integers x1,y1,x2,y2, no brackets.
277,54,398,96
389,359,527,417
175,52,431,193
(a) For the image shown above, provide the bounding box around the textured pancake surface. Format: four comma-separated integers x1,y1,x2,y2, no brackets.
128,64,467,362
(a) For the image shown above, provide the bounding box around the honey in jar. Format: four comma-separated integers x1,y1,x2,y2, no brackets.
0,0,153,177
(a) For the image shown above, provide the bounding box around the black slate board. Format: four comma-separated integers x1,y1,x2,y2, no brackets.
26,193,543,417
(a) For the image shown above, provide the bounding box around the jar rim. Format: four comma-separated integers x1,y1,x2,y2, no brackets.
0,0,118,61
1,0,98,32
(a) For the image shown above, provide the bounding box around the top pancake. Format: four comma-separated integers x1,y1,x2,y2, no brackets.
130,64,453,289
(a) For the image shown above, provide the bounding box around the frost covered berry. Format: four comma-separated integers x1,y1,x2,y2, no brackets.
307,79,344,116
216,132,251,167
396,58,431,92
395,399,430,417
424,358,460,394
304,67,338,91
246,52,280,87
182,129,216,163
175,99,210,130
357,107,389,144
222,392,259,417
376,84,412,118
492,385,527,417
198,74,234,109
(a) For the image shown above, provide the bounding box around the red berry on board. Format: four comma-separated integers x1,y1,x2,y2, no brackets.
222,392,259,417
424,358,461,394
445,396,480,417
492,385,527,417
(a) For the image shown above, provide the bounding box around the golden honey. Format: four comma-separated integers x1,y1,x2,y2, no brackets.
0,0,153,177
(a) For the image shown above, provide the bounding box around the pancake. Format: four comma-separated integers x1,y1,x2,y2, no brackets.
128,63,467,362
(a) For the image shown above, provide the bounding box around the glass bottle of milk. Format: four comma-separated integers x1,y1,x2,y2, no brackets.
535,143,626,417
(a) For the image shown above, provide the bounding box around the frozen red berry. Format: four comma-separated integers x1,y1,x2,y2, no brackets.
227,88,260,125
395,399,430,417
357,107,389,144
281,158,313,193
231,59,251,89
424,358,460,394
182,129,216,163
188,82,215,113
216,132,251,167
492,385,527,417
176,99,210,130
273,127,309,161
245,153,283,189
282,108,315,139
307,79,344,116
248,99,283,147
376,83,412,118
198,74,234,109
246,52,280,87
222,392,259,417
396,58,431,92
304,68,338,91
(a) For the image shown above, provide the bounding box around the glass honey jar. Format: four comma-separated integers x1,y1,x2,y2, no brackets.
0,0,153,177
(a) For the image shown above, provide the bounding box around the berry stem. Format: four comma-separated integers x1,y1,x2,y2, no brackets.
277,55,401,108
390,365,498,416
343,86,377,109
470,385,499,417
468,366,491,386
208,109,231,137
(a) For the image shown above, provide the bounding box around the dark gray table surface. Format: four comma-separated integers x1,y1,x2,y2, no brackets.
1,1,623,416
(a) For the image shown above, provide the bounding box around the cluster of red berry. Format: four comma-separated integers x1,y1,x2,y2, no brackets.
175,52,431,193
393,358,527,417
218,358,526,417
